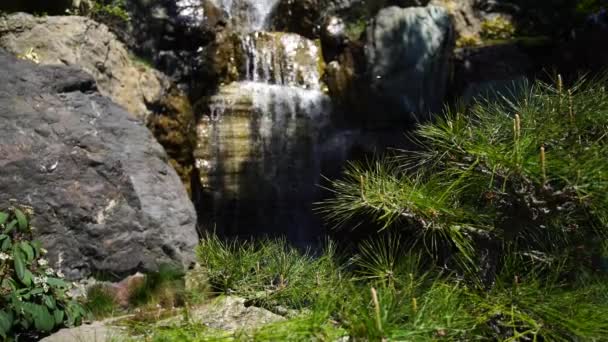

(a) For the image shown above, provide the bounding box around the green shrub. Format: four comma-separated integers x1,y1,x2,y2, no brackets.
128,264,187,309
90,0,130,23
85,284,119,319
480,16,516,40
0,206,87,339
320,75,608,339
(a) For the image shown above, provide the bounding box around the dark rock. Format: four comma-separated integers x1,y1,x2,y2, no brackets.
0,50,198,280
0,13,171,120
271,0,321,38
365,5,454,121
320,16,347,61
451,43,532,103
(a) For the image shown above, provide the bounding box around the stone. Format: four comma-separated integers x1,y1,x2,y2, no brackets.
365,5,454,121
0,50,198,280
271,0,321,38
451,43,532,103
0,13,170,120
320,16,347,61
190,296,285,332
40,322,126,342
193,82,332,243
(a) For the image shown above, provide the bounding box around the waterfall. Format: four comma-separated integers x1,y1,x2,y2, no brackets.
194,0,345,245
243,32,323,89
209,0,281,31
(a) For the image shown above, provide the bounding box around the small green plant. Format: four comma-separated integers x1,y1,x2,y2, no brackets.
128,264,186,310
195,233,341,311
456,34,482,48
480,16,516,40
0,206,87,339
345,18,367,41
85,284,119,319
91,0,130,23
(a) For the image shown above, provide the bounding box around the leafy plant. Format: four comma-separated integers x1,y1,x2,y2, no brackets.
319,75,608,339
0,206,87,339
456,34,482,48
481,16,516,40
91,0,130,23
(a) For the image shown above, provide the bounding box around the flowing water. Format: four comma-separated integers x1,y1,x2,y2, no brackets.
208,0,281,31
193,0,359,245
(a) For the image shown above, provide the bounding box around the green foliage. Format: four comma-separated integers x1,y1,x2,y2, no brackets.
576,0,604,15
318,75,608,340
195,233,341,310
91,0,130,23
0,206,87,339
128,264,187,309
456,34,482,48
85,284,119,319
129,230,608,341
480,16,516,40
344,18,367,41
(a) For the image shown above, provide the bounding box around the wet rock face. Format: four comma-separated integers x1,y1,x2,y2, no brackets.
0,50,198,280
193,82,332,243
271,0,321,38
0,13,170,120
451,43,532,104
242,32,324,90
365,5,454,121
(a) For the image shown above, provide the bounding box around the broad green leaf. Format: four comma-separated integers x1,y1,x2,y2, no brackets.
33,305,55,332
44,295,56,310
20,242,34,261
0,310,13,338
14,209,28,232
28,287,44,296
1,278,17,291
46,277,69,288
4,220,16,234
0,212,8,226
21,270,33,287
53,310,64,325
30,240,42,258
0,236,10,251
13,248,26,283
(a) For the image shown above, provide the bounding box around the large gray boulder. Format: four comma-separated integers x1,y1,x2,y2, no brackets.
365,5,453,121
0,50,198,280
0,13,170,120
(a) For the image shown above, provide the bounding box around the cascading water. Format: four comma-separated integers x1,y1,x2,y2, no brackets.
193,0,351,245
208,0,281,32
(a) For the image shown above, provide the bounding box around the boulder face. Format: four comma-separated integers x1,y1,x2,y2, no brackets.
0,13,169,120
365,5,453,121
193,82,332,243
0,50,198,280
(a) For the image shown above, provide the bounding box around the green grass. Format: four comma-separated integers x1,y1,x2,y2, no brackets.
195,233,342,311
128,264,187,309
85,284,121,319
116,231,608,341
